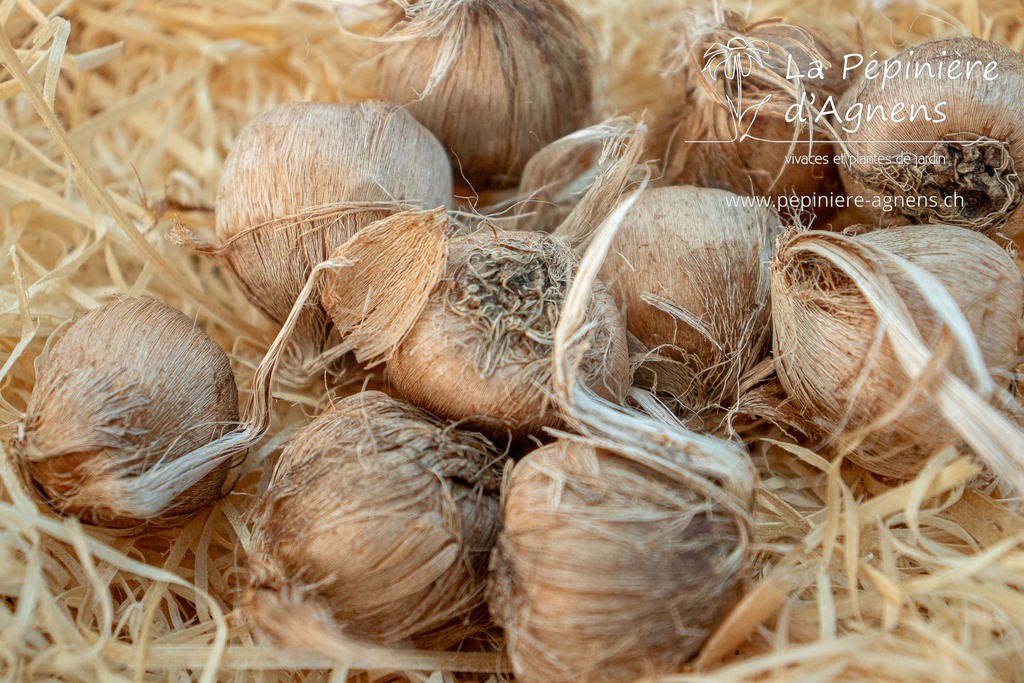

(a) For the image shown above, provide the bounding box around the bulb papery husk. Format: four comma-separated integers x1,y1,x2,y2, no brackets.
169,100,453,381
246,391,504,649
598,185,782,416
225,206,450,476
370,0,594,190
549,118,651,249
771,224,1024,485
318,207,452,368
514,117,641,234
655,12,849,212
7,297,240,531
386,229,630,440
244,206,452,388
837,37,1024,235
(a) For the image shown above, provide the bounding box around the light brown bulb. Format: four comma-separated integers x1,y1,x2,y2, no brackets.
373,0,594,190
8,297,239,531
386,230,629,440
246,391,503,648
489,438,749,683
772,224,1024,477
173,100,453,376
838,37,1024,234
598,186,782,413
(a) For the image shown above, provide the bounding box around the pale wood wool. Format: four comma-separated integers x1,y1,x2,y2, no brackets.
4,0,1024,681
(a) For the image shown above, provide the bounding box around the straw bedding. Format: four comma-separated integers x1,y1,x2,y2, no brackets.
1,0,1024,681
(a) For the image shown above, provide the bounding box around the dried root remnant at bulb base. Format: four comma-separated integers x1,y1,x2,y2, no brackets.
489,439,749,683
246,392,504,648
924,140,1019,220
446,234,567,376
854,138,1021,228
387,231,629,438
8,297,240,531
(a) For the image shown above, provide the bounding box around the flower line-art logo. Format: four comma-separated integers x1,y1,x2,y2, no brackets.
696,36,773,142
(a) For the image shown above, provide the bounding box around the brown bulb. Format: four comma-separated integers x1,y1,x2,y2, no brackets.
8,297,239,531
598,185,782,413
246,391,503,648
173,100,453,376
489,438,750,682
386,230,629,440
656,12,849,211
772,224,1024,477
373,0,594,190
837,37,1024,234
